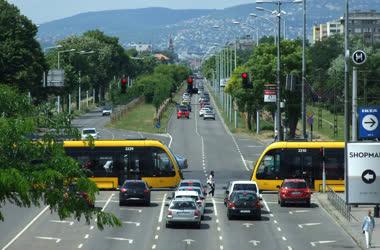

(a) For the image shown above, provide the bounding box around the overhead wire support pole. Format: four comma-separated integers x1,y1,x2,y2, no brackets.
344,0,349,204
301,0,307,139
276,1,282,141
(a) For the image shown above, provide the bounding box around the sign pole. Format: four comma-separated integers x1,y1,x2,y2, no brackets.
322,147,326,193
352,67,358,141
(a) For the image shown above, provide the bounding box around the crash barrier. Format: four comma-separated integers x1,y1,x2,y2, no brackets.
110,96,144,123
154,98,171,124
327,186,353,221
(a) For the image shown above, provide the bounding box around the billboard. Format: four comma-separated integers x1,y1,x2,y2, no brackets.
47,69,64,87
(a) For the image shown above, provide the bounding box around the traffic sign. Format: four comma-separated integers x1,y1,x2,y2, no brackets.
352,50,367,65
358,107,380,139
347,143,380,204
155,121,161,129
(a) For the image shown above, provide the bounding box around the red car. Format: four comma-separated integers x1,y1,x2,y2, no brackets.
177,106,190,119
277,179,312,207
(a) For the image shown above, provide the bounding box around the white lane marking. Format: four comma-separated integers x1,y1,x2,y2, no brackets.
155,235,159,240
152,244,156,249
289,211,293,215
101,193,114,212
50,220,74,226
195,103,200,136
288,246,293,250
262,199,271,213
247,145,265,148
1,205,49,250
277,227,282,231
122,221,141,227
298,223,321,228
35,236,61,243
106,237,133,243
166,133,173,148
183,239,194,245
282,236,287,241
249,240,261,246
243,223,253,228
310,240,336,247
78,243,83,248
90,226,94,230
216,219,219,224
274,220,278,224
217,227,221,231
84,234,89,239
156,226,160,231
212,198,218,216
219,236,223,240
158,194,167,223
120,208,142,213
290,210,309,214
270,214,274,217
220,246,224,250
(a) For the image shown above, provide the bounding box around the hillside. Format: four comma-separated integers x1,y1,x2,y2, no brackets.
37,2,380,57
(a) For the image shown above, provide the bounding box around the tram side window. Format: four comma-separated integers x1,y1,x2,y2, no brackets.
132,147,175,177
151,147,175,177
256,150,281,179
324,148,344,180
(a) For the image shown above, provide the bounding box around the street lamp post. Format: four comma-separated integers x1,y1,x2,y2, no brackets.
77,50,95,111
235,20,259,47
57,49,76,69
250,13,277,45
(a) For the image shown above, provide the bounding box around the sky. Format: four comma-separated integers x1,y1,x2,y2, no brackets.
8,0,254,24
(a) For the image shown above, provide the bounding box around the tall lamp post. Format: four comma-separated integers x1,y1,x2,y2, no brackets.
249,13,277,45
77,50,95,111
256,0,300,141
233,20,259,47
57,49,76,69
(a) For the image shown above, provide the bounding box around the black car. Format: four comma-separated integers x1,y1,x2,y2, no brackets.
119,180,151,206
226,191,262,220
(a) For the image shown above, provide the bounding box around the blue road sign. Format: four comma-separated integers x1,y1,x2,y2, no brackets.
155,121,161,129
359,106,380,139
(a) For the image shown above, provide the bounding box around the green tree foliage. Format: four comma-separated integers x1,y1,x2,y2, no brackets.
0,85,120,228
0,0,46,97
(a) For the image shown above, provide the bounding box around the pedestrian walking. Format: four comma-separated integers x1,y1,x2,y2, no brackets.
362,209,375,249
207,170,215,197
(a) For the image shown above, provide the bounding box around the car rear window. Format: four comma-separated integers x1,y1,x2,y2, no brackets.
83,129,96,134
124,182,146,189
179,187,202,196
171,201,196,209
232,192,257,202
179,106,188,111
233,184,257,192
180,182,201,188
283,182,307,188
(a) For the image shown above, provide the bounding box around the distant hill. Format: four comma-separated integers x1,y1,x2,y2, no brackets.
37,2,380,57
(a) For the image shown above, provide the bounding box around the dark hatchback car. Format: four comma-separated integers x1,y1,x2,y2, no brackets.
119,180,151,206
226,191,262,220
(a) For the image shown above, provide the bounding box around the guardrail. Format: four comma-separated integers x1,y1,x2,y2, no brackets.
327,186,352,221
110,97,143,123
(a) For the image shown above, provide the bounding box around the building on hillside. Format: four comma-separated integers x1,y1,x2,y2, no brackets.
130,43,153,53
348,10,380,46
312,20,343,43
312,10,380,45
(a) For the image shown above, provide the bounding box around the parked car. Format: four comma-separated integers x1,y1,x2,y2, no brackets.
224,180,262,205
81,128,99,140
119,180,151,206
203,110,215,120
226,191,262,220
177,105,190,119
166,198,201,228
277,179,312,207
102,106,112,116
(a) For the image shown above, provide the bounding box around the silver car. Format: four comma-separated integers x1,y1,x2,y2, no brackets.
165,198,201,228
203,110,215,120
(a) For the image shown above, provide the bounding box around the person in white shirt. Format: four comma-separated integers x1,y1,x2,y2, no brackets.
362,209,375,249
207,171,215,197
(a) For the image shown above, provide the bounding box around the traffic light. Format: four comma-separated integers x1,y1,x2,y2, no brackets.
121,78,127,93
187,76,193,93
241,72,252,89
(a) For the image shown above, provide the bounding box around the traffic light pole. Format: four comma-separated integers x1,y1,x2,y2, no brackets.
276,2,282,141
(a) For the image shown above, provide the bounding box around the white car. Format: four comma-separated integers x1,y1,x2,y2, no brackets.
182,93,191,99
223,180,262,205
203,110,215,120
102,106,112,116
171,190,205,218
199,107,210,117
81,128,99,140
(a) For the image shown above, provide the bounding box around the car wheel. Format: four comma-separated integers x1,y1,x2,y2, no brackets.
146,200,151,207
201,215,204,220
187,117,189,119
119,201,124,206
306,200,311,207
227,210,232,220
196,221,201,229
165,222,170,228
256,213,262,221
280,200,285,207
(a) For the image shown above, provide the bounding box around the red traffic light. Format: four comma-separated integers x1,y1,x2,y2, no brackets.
187,77,193,84
241,72,248,79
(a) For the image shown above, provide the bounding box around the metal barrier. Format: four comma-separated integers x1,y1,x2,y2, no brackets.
327,186,352,221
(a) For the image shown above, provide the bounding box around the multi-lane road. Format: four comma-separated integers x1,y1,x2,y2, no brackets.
0,84,360,250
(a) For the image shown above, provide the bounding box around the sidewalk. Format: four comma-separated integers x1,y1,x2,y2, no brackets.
315,193,380,249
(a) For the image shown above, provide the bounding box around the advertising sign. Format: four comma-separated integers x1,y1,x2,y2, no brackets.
347,142,380,204
264,84,276,103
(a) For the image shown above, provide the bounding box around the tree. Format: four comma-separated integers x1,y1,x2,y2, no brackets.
0,84,120,228
0,0,46,98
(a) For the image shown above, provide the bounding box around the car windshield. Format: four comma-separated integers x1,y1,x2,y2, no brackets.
123,182,146,189
232,192,257,202
171,201,196,210
233,184,257,192
83,129,96,134
103,106,112,110
283,182,307,188
205,110,213,114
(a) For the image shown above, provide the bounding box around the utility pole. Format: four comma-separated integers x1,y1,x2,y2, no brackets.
301,0,307,139
276,1,282,141
344,0,349,204
352,67,358,141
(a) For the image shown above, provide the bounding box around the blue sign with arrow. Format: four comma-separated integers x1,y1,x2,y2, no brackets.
358,106,380,139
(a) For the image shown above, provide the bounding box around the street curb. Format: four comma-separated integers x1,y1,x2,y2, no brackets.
314,193,365,250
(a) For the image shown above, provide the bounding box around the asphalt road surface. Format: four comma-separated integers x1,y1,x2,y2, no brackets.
0,85,360,250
